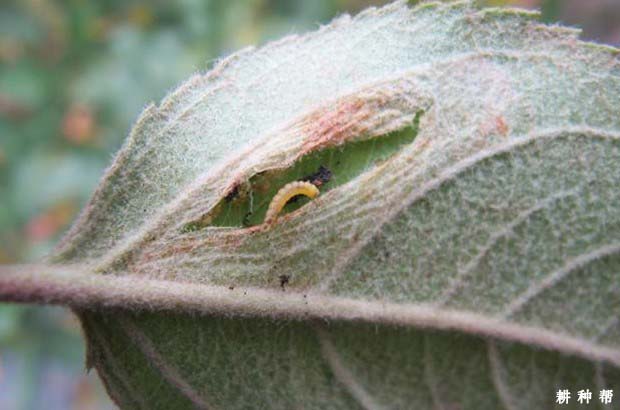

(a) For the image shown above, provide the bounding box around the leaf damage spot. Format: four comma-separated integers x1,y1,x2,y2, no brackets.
301,97,373,154
181,110,422,230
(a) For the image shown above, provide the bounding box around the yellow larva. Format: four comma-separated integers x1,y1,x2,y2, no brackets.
264,181,320,224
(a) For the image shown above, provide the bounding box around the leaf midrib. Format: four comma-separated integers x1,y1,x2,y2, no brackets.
1,262,618,367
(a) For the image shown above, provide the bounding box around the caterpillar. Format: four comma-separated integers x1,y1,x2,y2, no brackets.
264,181,320,224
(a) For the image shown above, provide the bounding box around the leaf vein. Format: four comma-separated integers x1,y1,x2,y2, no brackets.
487,341,519,410
437,187,581,305
503,241,620,318
315,325,385,410
119,317,214,410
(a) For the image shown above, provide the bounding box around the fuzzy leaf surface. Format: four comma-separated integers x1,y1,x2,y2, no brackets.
1,1,620,409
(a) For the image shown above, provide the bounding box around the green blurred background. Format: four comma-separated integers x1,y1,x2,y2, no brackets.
0,1,618,408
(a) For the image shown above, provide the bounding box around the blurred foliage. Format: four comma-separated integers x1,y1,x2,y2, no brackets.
0,0,618,409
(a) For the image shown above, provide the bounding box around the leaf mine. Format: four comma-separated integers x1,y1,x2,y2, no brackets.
1,1,619,408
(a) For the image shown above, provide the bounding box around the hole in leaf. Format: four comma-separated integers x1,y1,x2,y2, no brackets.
183,110,423,230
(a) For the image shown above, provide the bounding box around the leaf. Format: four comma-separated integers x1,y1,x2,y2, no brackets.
1,1,620,408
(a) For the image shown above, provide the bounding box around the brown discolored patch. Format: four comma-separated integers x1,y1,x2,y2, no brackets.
495,115,509,136
301,97,374,154
137,238,198,265
415,137,431,151
135,227,254,272
478,114,510,138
